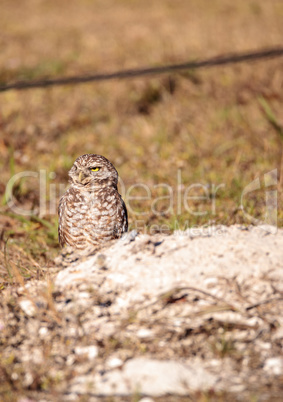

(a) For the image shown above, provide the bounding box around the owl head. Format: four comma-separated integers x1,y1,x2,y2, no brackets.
69,154,118,189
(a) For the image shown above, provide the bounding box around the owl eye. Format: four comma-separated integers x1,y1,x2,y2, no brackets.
90,167,100,172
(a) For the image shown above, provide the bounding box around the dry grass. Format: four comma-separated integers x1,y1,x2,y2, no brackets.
0,1,283,397
1,0,283,280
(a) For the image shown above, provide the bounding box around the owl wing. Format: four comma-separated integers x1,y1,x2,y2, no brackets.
58,192,67,247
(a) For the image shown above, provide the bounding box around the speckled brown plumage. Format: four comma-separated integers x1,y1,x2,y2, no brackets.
58,154,128,249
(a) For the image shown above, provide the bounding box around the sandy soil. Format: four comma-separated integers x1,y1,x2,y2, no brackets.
1,225,282,401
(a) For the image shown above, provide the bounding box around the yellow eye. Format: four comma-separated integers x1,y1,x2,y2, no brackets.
90,167,100,172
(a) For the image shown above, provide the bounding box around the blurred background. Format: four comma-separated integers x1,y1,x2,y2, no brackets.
0,0,283,280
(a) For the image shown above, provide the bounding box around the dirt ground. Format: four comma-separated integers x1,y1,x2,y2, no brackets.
1,226,283,401
0,0,283,400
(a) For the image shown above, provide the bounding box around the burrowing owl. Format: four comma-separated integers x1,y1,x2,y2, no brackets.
58,154,128,249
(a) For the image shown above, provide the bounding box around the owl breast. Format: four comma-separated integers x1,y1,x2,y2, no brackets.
58,186,128,249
